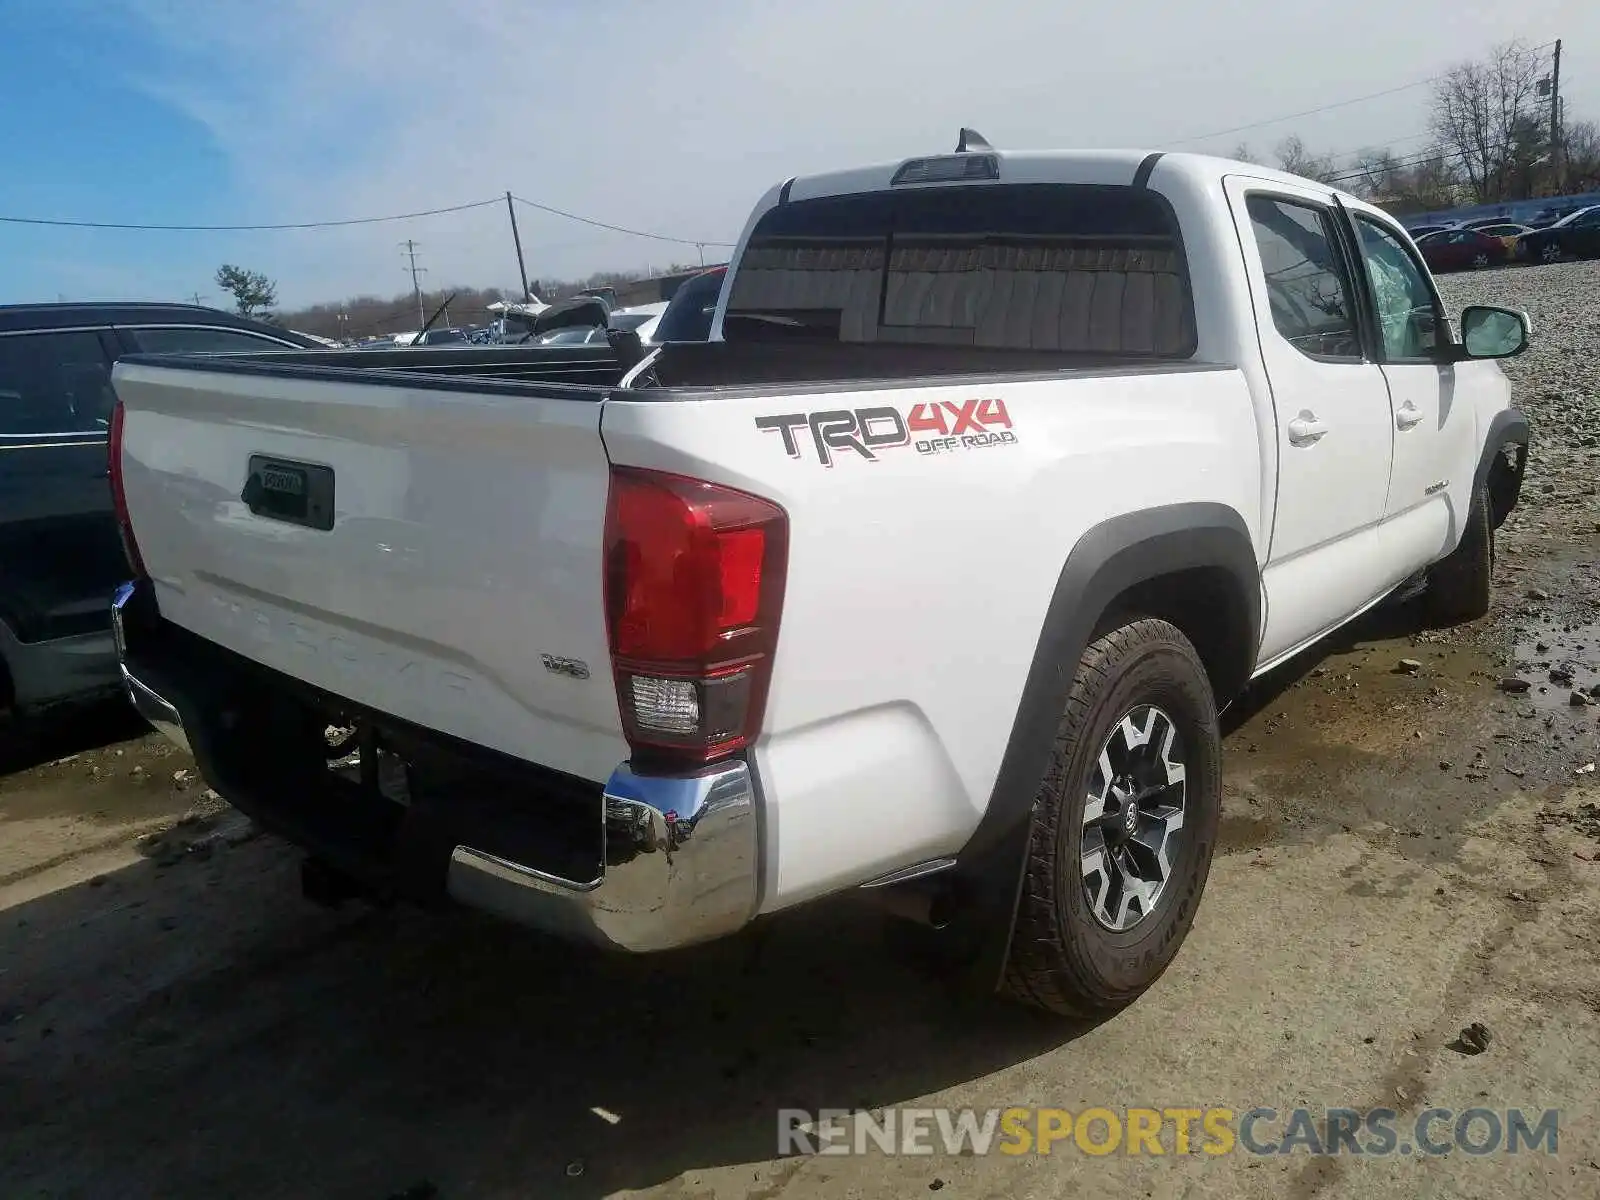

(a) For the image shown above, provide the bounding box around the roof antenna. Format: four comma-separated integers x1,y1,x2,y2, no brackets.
956,128,993,153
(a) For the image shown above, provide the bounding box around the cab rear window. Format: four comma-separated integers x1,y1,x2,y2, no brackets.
724,183,1195,357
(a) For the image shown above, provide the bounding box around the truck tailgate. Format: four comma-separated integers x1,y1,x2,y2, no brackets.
110,361,627,784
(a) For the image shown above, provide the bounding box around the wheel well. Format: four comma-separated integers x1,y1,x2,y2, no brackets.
1095,567,1256,704
1486,440,1527,530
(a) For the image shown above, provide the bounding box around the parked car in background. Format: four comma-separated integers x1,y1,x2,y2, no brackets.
1467,222,1538,257
1403,223,1455,239
1414,227,1509,272
608,302,668,344
411,326,470,347
0,303,319,717
536,326,609,346
1527,201,1589,228
1517,205,1600,264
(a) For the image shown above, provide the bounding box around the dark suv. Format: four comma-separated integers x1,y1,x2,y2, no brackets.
0,302,318,715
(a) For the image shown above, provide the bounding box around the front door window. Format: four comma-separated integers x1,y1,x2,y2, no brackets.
1352,218,1444,362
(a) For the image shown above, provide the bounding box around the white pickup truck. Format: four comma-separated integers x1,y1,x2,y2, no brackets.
107,136,1531,1017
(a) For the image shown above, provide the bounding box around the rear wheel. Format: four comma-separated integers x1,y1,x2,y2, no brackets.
1423,483,1493,627
1001,618,1221,1018
1472,251,1490,269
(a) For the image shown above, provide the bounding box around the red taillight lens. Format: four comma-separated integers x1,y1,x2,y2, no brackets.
108,400,147,578
604,466,788,768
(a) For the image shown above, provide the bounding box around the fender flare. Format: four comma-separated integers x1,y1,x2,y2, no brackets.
1473,409,1529,528
948,501,1260,992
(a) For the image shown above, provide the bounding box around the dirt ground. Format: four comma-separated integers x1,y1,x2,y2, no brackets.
5,273,1600,1197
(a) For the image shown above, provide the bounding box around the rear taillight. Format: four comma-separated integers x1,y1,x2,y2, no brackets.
108,400,146,578
603,466,788,769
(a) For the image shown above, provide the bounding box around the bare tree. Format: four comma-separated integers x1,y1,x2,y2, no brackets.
1406,154,1464,210
1336,144,1466,213
1274,135,1340,183
1229,142,1261,164
1429,39,1550,203
1563,119,1600,190
1347,147,1405,199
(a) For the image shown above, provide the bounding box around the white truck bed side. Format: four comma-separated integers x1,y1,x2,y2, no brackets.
599,365,1263,907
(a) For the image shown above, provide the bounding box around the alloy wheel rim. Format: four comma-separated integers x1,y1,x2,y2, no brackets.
1080,705,1187,932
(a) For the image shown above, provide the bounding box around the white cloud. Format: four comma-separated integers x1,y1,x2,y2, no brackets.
114,0,1588,306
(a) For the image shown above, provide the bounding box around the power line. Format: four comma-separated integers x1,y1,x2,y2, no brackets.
1162,39,1559,149
0,197,505,232
1164,77,1442,148
1322,129,1558,187
0,189,736,250
511,194,734,248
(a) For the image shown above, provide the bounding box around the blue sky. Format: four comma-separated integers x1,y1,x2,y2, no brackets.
0,3,239,301
2,0,1591,311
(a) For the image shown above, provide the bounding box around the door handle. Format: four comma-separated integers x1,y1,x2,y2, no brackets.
1396,403,1424,431
1287,413,1328,445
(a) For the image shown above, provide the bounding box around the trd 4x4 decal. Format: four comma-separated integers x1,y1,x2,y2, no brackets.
755,399,1017,467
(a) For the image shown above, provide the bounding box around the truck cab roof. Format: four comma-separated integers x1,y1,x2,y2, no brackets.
778,147,1362,209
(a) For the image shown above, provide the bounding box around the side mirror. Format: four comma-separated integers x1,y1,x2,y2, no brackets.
1457,305,1530,359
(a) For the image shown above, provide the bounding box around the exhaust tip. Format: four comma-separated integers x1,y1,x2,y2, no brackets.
865,880,956,930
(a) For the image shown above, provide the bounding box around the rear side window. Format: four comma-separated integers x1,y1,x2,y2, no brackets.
0,330,114,435
128,326,293,353
1244,196,1362,361
723,184,1195,356
654,269,725,342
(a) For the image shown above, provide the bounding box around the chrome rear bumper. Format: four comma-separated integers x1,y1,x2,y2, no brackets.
113,582,191,754
110,580,758,953
447,761,759,952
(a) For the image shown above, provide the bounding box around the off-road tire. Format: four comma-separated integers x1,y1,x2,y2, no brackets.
1423,482,1493,627
1001,618,1221,1018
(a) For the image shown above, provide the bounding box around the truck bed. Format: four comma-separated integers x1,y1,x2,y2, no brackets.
119,338,1224,399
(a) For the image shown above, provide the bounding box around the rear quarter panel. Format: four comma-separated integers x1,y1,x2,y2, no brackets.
602,367,1263,910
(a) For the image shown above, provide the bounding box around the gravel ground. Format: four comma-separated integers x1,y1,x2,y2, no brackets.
1435,259,1600,551
2,264,1599,1199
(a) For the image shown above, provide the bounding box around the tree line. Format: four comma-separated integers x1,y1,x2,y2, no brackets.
1233,40,1597,213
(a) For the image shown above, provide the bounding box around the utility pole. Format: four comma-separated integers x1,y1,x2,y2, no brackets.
190,292,206,306
1549,39,1563,191
400,239,427,327
506,192,531,302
